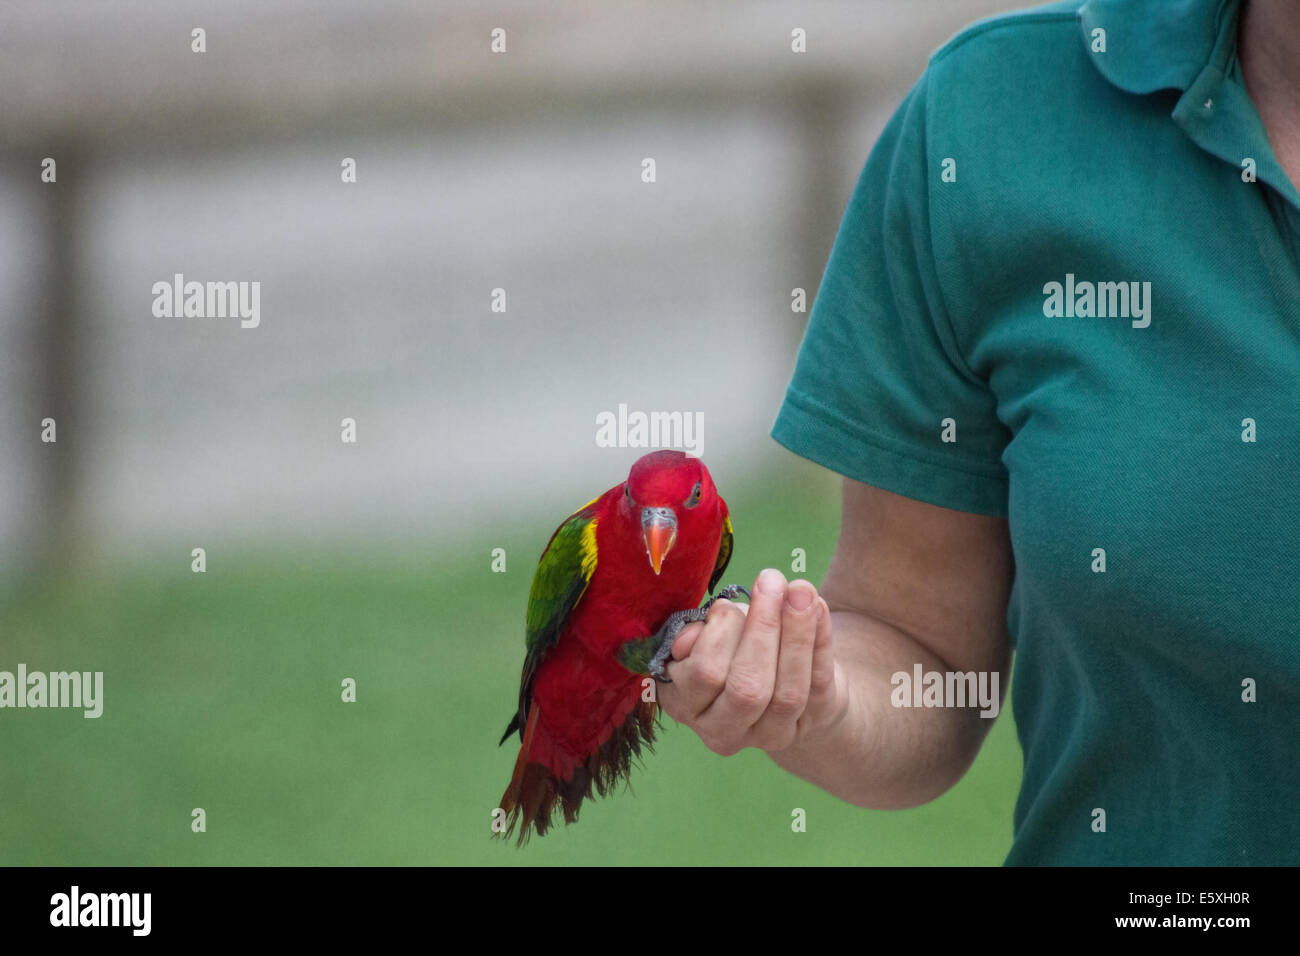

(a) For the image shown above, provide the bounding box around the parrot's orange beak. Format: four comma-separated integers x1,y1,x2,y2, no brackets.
641,507,677,575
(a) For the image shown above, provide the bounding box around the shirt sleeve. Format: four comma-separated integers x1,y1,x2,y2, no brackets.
770,69,1011,517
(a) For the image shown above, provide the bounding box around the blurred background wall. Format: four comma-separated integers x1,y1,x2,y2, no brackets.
0,0,1017,571
0,0,1029,866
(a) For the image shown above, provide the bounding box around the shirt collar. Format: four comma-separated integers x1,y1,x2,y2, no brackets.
1077,0,1236,95
1079,0,1300,214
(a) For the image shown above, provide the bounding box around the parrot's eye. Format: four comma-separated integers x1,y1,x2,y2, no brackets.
624,484,633,505
684,482,703,508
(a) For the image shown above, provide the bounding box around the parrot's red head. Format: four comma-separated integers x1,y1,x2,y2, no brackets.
620,450,722,576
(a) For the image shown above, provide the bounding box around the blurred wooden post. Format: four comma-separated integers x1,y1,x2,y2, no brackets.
32,142,85,574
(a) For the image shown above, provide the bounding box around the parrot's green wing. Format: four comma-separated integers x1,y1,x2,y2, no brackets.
499,497,600,745
708,514,734,595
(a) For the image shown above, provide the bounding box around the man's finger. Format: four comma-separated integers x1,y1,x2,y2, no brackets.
672,602,749,660
661,598,748,720
695,568,785,734
749,579,819,748
669,621,706,661
799,597,840,735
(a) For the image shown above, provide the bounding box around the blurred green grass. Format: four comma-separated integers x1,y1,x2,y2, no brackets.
0,457,1021,864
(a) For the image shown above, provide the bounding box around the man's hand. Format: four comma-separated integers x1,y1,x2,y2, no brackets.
656,568,849,755
652,480,1011,809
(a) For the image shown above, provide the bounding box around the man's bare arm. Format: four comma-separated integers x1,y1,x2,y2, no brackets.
658,478,1014,809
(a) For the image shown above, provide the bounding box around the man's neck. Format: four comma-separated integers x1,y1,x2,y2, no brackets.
1238,0,1300,192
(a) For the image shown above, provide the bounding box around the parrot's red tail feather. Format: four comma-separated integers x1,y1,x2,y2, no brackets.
497,696,658,846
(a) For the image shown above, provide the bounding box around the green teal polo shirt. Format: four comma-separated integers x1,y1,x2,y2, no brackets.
772,0,1300,865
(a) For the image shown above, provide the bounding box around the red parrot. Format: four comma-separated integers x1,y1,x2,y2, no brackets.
497,449,746,844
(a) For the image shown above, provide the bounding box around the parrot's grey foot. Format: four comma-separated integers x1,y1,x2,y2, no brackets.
711,584,752,605
647,608,706,684
648,585,752,683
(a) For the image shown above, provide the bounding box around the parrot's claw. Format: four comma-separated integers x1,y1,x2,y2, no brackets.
648,585,752,683
710,585,752,605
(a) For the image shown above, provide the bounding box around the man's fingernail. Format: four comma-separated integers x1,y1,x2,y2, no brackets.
786,586,813,611
756,568,785,594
